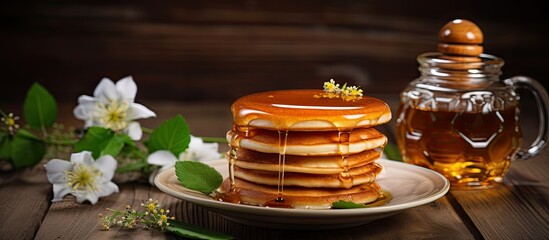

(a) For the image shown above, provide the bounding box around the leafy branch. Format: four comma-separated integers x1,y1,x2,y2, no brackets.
0,82,198,176
1,83,59,169
1,80,232,239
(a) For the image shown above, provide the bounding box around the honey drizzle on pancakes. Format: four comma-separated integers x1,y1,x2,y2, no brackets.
263,130,292,208
231,90,391,131
338,131,353,189
222,89,391,208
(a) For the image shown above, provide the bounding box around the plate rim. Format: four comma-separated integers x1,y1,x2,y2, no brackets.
154,158,450,217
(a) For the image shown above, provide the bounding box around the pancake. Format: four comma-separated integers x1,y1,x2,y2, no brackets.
227,128,388,156
224,88,391,209
234,163,382,188
231,89,391,131
220,177,382,209
229,127,385,145
233,148,381,174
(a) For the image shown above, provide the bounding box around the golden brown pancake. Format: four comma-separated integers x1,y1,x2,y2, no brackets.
231,89,391,131
227,127,388,156
234,163,382,188
224,89,391,209
229,127,385,145
233,148,381,174
220,178,382,209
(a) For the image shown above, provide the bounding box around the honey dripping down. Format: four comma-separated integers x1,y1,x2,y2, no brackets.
338,131,354,188
263,130,293,208
216,125,247,204
216,146,241,204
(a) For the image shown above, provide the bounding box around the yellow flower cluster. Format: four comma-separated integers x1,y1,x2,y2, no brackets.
1,112,19,135
141,198,174,229
99,198,175,231
320,79,364,101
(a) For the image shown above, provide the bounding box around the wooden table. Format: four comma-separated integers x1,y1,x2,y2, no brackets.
1,95,548,240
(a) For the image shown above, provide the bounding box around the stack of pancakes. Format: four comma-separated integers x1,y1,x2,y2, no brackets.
221,89,391,209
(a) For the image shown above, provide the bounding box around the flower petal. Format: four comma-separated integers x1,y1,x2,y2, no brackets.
70,151,94,166
147,150,177,169
51,183,71,202
127,103,156,120
73,96,96,121
77,95,96,104
72,105,89,121
94,155,117,182
45,159,73,183
188,135,204,148
97,182,119,198
115,76,137,103
94,78,118,104
125,122,143,141
179,136,220,162
75,190,99,205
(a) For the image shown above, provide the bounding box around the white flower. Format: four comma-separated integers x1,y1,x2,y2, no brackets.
147,136,221,184
179,136,221,163
73,76,156,141
45,151,119,205
148,136,221,171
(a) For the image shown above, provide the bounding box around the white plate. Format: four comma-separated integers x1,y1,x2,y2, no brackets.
155,159,450,229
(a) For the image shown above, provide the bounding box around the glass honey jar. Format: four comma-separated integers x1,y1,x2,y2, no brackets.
396,19,549,189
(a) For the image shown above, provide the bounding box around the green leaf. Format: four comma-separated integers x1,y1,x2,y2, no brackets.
146,115,190,156
23,82,57,129
383,143,402,161
0,132,12,160
74,127,115,159
175,161,222,194
331,200,369,209
166,219,234,240
11,131,46,169
100,134,131,157
14,129,41,141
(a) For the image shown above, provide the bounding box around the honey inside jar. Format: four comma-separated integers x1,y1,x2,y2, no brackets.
396,104,522,188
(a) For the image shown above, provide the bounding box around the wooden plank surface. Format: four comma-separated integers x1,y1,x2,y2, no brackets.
450,152,549,240
2,95,548,239
0,179,51,240
34,184,178,240
32,184,474,240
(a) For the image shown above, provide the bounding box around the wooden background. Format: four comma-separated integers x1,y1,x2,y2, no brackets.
0,0,547,105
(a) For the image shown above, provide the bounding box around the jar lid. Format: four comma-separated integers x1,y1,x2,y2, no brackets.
437,19,484,60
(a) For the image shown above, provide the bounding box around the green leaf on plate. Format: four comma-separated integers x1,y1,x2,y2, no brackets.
146,115,190,156
23,82,57,129
166,219,234,240
11,131,46,169
331,200,370,209
175,161,222,195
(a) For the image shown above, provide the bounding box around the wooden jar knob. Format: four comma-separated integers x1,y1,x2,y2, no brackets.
437,19,483,57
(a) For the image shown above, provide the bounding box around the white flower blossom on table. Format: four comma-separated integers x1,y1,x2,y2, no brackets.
45,151,119,205
73,76,156,141
147,135,221,184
